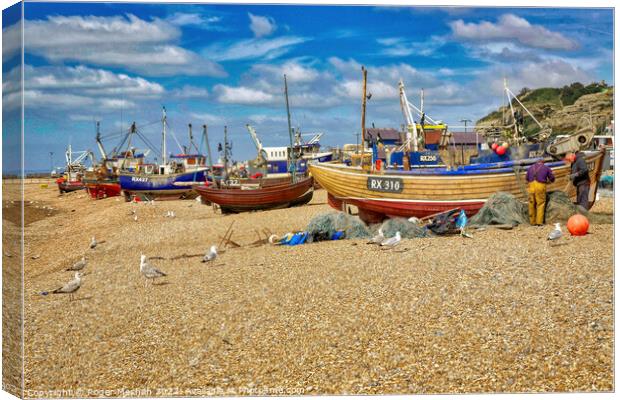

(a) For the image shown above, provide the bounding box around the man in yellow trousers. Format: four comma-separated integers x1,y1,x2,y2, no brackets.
525,159,556,225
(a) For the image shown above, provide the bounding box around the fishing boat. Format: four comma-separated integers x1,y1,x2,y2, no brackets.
56,145,92,194
246,124,333,179
84,122,147,199
310,67,606,224
310,150,605,223
195,75,315,212
194,175,314,213
118,109,209,200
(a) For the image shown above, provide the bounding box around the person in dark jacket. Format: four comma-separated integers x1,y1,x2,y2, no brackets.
570,151,591,209
525,159,555,225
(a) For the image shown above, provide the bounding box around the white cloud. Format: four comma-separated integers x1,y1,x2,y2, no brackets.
463,59,594,106
329,57,439,89
248,13,276,38
170,85,209,99
204,36,308,62
6,14,225,77
376,35,447,57
189,112,224,125
248,114,287,124
213,85,276,105
24,65,164,97
251,60,322,84
5,64,163,114
167,12,221,28
2,20,21,60
450,14,577,50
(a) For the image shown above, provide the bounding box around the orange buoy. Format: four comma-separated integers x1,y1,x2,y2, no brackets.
491,143,498,150
496,145,507,156
567,214,589,236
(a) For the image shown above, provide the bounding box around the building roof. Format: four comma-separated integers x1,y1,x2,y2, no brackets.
364,128,401,142
449,131,485,145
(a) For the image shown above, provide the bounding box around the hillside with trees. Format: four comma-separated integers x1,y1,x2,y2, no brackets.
477,82,613,138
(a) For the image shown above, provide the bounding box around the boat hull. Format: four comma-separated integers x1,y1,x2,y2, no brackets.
310,150,606,224
84,180,121,199
119,169,208,200
57,181,85,194
194,177,314,213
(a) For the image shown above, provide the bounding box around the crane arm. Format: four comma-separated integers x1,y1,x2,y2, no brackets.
245,124,264,154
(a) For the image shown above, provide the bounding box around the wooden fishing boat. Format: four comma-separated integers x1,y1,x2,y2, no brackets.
57,178,85,194
193,176,314,213
309,149,606,224
84,179,121,199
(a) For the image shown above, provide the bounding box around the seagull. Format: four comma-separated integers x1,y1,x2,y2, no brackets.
381,231,402,248
134,214,138,222
89,236,97,249
548,223,563,241
66,256,87,271
51,272,82,301
140,254,167,286
165,211,175,218
367,228,385,245
202,245,217,263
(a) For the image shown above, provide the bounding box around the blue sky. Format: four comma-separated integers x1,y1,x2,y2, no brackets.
2,3,614,171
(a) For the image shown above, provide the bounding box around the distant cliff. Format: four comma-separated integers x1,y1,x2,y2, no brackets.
477,82,613,137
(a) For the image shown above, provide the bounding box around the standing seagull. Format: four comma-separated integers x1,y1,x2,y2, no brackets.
548,223,563,241
134,214,138,222
52,272,82,301
367,228,385,245
381,231,402,248
66,256,87,272
202,245,218,263
89,236,97,249
140,254,167,286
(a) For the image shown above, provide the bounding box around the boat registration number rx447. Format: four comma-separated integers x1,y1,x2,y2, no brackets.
367,176,403,193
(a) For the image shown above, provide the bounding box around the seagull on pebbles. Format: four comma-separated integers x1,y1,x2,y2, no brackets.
140,254,167,286
367,228,385,245
165,211,176,218
548,223,563,241
66,256,87,271
51,272,82,301
381,231,402,248
89,236,97,249
202,245,217,263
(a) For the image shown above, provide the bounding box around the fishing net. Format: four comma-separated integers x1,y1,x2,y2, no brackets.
306,212,371,240
378,217,430,238
469,190,612,226
468,192,529,227
545,191,611,224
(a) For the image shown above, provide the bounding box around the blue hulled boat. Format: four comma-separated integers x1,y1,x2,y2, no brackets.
119,108,210,200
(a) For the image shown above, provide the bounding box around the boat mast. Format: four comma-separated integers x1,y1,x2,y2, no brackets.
420,89,424,116
399,80,418,152
504,79,519,141
284,74,296,182
223,125,229,180
95,121,108,160
361,66,368,168
203,124,213,176
161,106,167,165
66,144,71,179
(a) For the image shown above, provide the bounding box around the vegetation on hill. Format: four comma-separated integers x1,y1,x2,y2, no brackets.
477,81,613,138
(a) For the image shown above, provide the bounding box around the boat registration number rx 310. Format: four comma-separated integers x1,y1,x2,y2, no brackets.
367,177,404,193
